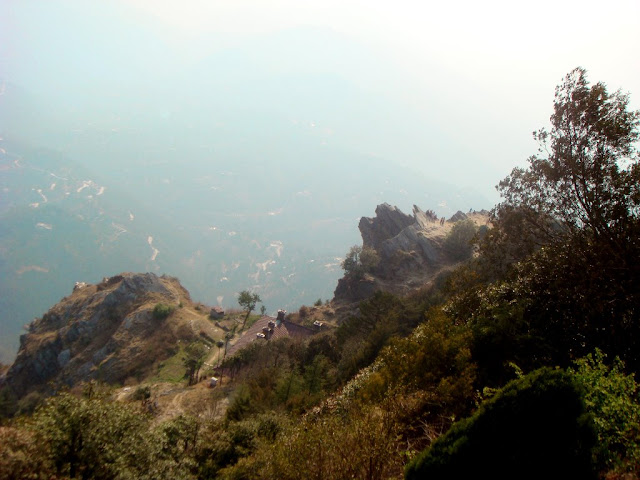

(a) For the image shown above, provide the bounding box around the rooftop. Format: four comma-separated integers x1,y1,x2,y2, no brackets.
226,315,317,357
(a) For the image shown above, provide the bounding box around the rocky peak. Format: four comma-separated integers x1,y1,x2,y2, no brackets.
2,272,197,400
335,204,489,303
359,204,446,267
359,203,415,251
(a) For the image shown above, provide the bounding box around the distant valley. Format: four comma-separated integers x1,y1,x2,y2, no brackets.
0,26,494,363
0,123,489,363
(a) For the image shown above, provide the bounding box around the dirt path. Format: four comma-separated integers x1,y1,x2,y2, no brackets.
152,381,229,423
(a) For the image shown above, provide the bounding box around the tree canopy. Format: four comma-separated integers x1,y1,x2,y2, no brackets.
341,245,380,280
444,218,478,261
495,67,640,252
472,67,640,371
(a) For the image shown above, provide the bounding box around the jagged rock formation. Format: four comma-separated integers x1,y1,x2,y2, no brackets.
2,273,200,399
334,203,489,302
358,204,416,251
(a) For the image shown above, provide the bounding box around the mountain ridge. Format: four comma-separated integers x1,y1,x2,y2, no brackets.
2,272,210,401
1,203,486,404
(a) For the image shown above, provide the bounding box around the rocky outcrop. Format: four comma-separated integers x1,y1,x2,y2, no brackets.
358,203,415,251
1,273,197,400
362,204,446,273
448,210,468,223
334,204,489,303
333,274,378,303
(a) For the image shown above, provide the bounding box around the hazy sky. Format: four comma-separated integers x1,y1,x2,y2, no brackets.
2,0,639,200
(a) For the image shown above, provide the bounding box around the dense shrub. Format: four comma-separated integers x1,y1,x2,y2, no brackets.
153,303,175,320
195,414,288,479
341,245,380,279
570,350,640,475
221,405,404,480
133,385,151,402
443,218,478,260
336,291,419,383
20,392,195,479
0,425,54,479
405,368,597,480
357,308,476,420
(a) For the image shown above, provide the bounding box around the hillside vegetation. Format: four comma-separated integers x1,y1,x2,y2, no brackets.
1,68,640,479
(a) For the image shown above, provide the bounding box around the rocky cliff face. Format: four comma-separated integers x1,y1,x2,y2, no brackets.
358,204,416,251
334,203,489,302
2,273,199,399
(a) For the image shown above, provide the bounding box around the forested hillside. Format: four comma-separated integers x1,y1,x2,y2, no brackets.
2,68,639,480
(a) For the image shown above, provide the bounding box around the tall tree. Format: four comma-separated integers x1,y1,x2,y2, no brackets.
478,68,640,370
183,341,208,386
238,290,261,330
494,67,639,257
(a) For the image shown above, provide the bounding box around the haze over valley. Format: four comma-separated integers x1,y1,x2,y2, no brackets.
1,0,638,363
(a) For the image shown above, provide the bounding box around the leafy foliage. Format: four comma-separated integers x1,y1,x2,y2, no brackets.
497,67,639,245
443,218,478,260
570,349,640,474
0,386,18,418
23,391,195,479
194,413,287,479
462,68,640,373
341,245,380,279
357,308,476,420
445,277,550,387
153,302,175,320
0,425,54,479
221,405,405,480
133,385,151,402
183,341,208,386
223,334,339,419
405,368,597,480
336,291,418,383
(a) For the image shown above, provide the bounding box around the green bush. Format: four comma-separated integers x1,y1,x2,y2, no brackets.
570,349,640,474
153,303,175,320
133,385,151,402
25,392,194,479
341,245,380,279
405,368,597,480
444,218,478,261
358,308,475,419
220,406,403,480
